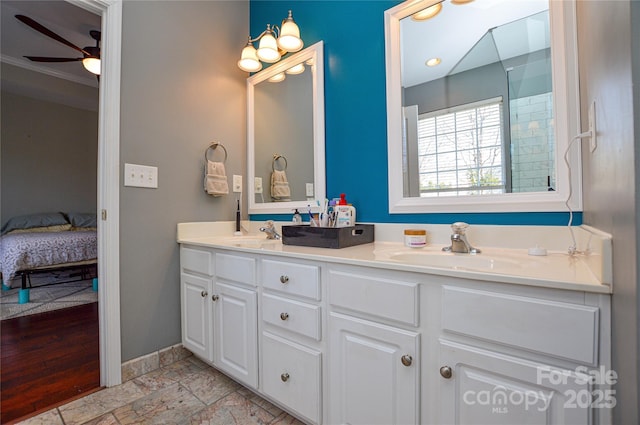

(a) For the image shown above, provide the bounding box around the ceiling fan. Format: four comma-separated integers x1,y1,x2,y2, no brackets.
15,14,101,76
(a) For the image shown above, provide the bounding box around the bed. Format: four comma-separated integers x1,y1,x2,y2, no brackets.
0,212,98,301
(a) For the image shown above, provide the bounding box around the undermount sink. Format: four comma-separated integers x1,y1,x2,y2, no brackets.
221,236,280,248
388,251,523,271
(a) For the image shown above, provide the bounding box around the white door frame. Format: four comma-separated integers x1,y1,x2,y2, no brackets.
69,0,122,386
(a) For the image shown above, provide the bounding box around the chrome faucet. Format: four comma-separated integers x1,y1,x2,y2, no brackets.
442,222,480,254
259,220,281,240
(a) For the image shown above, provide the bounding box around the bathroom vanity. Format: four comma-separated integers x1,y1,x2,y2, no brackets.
178,222,612,425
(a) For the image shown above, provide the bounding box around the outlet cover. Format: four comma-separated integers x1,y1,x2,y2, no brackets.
233,175,243,193
589,101,597,152
254,177,263,194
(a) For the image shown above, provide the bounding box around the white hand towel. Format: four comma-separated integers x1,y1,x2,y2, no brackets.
270,169,291,201
204,160,229,196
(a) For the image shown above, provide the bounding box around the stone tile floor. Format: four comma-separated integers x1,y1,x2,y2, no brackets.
17,356,305,425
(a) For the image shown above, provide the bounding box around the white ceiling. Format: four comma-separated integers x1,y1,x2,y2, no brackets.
1,0,101,88
400,0,549,88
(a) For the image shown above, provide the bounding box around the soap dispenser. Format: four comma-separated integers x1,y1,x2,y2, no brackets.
292,208,302,224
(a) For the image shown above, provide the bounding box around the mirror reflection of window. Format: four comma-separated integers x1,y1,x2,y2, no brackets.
401,0,553,197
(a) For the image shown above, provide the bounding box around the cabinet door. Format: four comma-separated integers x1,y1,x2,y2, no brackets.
181,273,212,362
213,281,258,389
438,340,592,425
329,312,420,425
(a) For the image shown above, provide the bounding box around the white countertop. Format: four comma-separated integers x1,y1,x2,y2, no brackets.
177,221,612,294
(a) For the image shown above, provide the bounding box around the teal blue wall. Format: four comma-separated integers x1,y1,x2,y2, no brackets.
249,1,580,226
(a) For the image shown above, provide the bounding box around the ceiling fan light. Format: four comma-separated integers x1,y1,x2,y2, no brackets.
238,41,262,72
82,57,101,75
257,26,281,63
277,11,303,52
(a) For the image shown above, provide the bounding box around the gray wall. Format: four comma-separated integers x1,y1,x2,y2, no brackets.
577,0,639,422
254,69,314,203
1,90,98,225
119,0,248,361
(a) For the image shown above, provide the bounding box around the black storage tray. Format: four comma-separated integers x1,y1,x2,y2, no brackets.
281,224,375,249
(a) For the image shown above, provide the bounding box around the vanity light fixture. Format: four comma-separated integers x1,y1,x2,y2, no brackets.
412,3,443,21
268,72,286,83
426,57,442,67
237,10,304,73
286,63,305,75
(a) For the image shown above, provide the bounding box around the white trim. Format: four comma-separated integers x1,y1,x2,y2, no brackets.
247,41,326,215
0,54,99,88
68,0,122,386
385,0,582,213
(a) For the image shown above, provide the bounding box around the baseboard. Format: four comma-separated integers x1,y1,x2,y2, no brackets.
121,344,192,382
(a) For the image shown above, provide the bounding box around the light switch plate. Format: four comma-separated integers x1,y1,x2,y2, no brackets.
306,183,314,197
233,175,243,193
124,163,158,188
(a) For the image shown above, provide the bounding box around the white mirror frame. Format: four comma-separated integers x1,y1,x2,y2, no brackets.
247,41,325,215
384,0,581,213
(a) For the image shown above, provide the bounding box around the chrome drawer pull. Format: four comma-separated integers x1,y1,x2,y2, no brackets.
280,275,289,284
281,372,290,382
280,312,289,321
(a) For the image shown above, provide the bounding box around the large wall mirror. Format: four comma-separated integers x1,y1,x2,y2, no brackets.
385,0,581,213
248,41,325,215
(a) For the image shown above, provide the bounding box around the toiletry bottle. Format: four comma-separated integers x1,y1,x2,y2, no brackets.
292,209,302,224
335,193,356,227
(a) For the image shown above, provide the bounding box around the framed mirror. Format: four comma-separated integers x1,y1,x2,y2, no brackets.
385,0,581,213
247,41,325,215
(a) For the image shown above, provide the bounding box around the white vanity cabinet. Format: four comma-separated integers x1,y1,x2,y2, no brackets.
180,246,258,389
436,285,610,425
180,246,214,362
327,267,421,425
259,258,323,425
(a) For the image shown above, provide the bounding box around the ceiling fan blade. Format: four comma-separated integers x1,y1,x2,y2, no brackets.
24,56,83,63
15,14,91,57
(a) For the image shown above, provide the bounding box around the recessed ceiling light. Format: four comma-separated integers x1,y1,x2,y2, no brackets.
426,57,441,67
412,3,443,21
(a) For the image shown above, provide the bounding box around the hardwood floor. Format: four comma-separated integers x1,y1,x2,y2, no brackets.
1,302,100,424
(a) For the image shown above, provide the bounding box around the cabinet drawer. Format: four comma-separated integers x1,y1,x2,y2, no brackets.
262,332,322,424
181,247,213,276
262,259,320,301
215,253,256,286
441,286,599,364
328,270,419,326
262,293,321,341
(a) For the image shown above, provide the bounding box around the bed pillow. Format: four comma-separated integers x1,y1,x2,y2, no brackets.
66,212,98,228
1,212,69,235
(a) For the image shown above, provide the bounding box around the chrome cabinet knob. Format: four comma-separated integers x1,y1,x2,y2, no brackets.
280,312,289,321
280,275,289,284
211,294,219,301
440,365,453,379
281,372,290,382
201,291,208,298
401,354,413,367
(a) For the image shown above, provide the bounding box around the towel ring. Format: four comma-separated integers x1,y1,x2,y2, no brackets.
272,154,288,172
205,142,227,163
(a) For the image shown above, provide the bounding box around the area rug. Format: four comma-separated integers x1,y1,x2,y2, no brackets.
0,268,97,320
